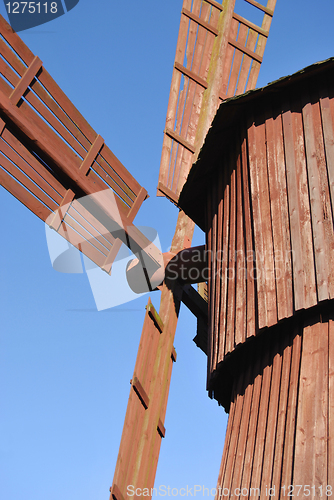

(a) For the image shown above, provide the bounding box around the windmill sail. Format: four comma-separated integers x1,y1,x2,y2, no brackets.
158,0,276,204
0,15,155,273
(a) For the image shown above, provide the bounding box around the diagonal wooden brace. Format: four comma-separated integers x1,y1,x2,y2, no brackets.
10,56,43,106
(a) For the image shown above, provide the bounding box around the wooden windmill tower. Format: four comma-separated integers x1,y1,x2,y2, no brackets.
0,0,306,497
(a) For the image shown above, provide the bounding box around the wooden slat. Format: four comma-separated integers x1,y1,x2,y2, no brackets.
2,127,65,202
227,23,249,97
228,37,263,64
245,0,274,16
0,164,51,221
226,157,236,354
233,12,269,37
282,104,317,311
240,131,256,340
302,94,334,301
182,8,219,36
10,55,42,105
248,115,277,329
329,320,334,488
265,110,293,320
164,127,196,153
79,134,104,174
235,149,246,346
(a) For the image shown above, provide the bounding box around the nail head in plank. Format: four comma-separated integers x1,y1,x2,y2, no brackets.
131,376,150,410
228,38,263,64
80,134,104,175
174,61,208,90
165,127,196,154
10,56,42,105
182,8,219,36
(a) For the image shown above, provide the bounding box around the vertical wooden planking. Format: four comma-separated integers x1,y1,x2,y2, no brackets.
239,347,263,494
235,147,246,346
219,370,246,497
230,358,255,494
319,88,334,233
265,110,293,321
210,176,219,374
215,382,237,499
217,160,231,364
249,335,272,498
227,22,248,98
280,326,302,492
248,114,277,329
271,333,293,493
282,103,317,311
213,169,224,373
259,335,283,499
220,18,239,98
240,130,256,340
294,320,328,494
329,319,334,488
302,90,334,301
226,154,237,354
207,186,214,382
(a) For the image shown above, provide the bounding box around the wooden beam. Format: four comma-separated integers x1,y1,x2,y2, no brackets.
182,8,219,36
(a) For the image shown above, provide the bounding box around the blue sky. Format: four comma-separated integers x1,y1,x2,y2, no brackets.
0,1,333,500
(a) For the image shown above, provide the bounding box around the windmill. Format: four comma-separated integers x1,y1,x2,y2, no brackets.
1,1,332,499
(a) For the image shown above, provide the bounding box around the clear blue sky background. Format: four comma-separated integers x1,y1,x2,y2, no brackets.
0,1,333,500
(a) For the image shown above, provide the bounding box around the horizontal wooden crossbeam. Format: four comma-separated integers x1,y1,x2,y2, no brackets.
245,0,274,16
228,38,263,63
182,8,219,36
233,12,269,37
131,376,150,410
174,61,208,89
164,127,196,154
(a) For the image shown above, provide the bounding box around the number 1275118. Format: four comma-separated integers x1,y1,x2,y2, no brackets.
5,2,58,14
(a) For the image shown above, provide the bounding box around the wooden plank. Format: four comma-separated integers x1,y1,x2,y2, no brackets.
230,360,254,494
282,104,317,311
226,155,237,354
0,15,35,65
302,93,334,301
280,326,302,490
227,23,249,97
259,335,283,499
240,131,256,339
265,110,293,320
271,331,293,493
216,389,237,495
236,28,258,95
210,174,219,373
219,370,246,496
0,164,52,221
213,172,222,373
233,13,269,37
247,114,277,329
182,8,219,36
245,0,274,16
228,37,263,64
1,128,65,204
294,320,328,494
164,127,196,153
319,91,334,236
238,345,263,493
100,144,142,199
217,161,230,363
249,335,271,498
62,212,110,257
0,146,58,212
79,135,104,174
329,319,334,490
10,56,42,105
220,17,238,98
